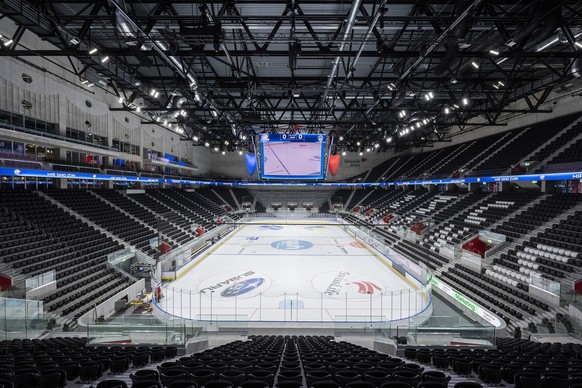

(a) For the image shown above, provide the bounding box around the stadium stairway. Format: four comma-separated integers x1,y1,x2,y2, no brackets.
94,190,195,245
86,191,184,247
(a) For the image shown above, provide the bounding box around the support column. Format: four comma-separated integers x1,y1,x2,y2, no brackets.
468,183,479,192
56,178,67,190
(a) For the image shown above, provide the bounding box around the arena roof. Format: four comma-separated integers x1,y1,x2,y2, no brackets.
1,0,582,151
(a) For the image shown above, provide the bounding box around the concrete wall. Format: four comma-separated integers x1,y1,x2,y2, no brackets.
0,18,201,174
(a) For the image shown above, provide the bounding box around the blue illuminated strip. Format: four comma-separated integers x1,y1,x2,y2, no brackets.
1,167,581,187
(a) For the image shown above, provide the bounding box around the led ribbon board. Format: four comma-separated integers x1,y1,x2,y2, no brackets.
258,133,326,180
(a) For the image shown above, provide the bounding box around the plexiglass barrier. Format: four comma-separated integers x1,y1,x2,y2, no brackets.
25,270,55,291
376,315,496,346
86,315,204,345
0,297,46,340
152,286,431,324
152,222,433,325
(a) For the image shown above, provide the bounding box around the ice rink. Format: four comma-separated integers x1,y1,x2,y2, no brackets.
156,223,430,323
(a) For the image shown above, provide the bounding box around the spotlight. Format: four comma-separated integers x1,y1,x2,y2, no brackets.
101,56,109,63
221,150,225,155
118,97,124,103
462,98,469,105
204,142,210,147
489,49,500,56
342,151,346,156
359,152,363,156
193,136,199,142
136,106,141,112
150,89,157,97
356,141,361,146
444,107,450,114
89,48,98,55
238,150,243,155
386,137,392,143
471,61,479,69
339,136,344,141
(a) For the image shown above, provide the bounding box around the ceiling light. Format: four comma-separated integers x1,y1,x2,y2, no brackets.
342,151,346,156
89,48,98,55
150,89,157,97
536,37,559,52
471,61,479,69
453,104,459,109
498,81,505,87
221,150,225,155
224,140,229,145
444,107,450,114
359,152,363,156
81,80,89,85
204,142,210,147
374,143,379,149
462,98,469,105
238,150,243,155
118,97,124,103
366,148,371,153
493,84,500,89
356,141,361,146
211,109,218,118
489,49,499,56
87,83,94,87
163,120,168,126
506,39,516,48
136,106,141,112
214,147,219,152
154,92,159,98
101,56,109,63
339,136,344,141
134,82,141,86
416,122,421,128
576,42,582,49
450,78,458,84
386,137,392,143
193,136,199,142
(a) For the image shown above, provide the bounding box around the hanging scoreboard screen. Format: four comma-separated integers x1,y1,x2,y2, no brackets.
259,133,327,180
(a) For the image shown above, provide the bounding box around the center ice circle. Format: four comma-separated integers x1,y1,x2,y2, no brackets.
271,239,313,250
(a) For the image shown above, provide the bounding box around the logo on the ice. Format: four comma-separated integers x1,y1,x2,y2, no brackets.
271,239,313,250
221,278,265,297
259,225,283,230
312,271,385,298
349,281,382,294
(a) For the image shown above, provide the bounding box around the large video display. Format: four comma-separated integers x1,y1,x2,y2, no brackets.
259,133,326,180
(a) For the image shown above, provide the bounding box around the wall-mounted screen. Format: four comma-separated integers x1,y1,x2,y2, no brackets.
259,133,326,180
